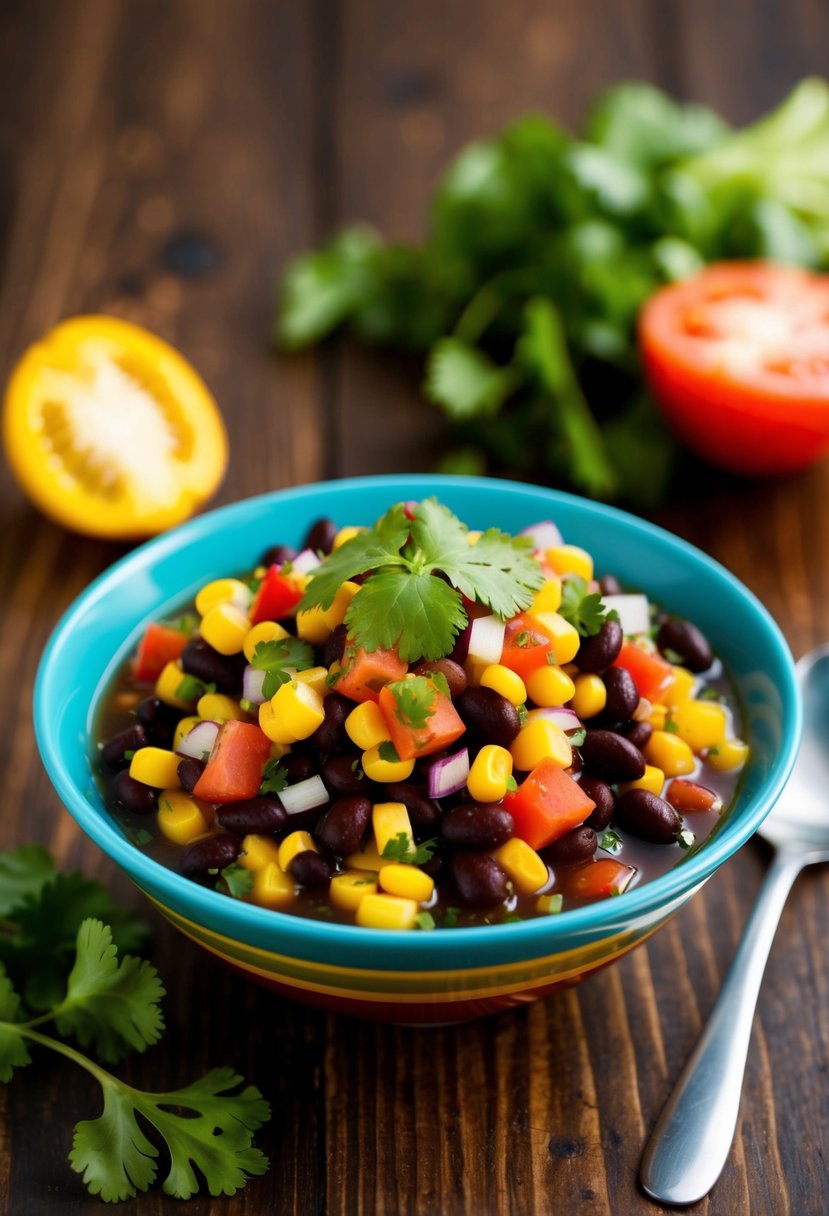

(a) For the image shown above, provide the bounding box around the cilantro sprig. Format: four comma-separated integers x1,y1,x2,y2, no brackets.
559,575,615,638
380,833,438,866
0,846,269,1203
299,499,544,662
251,636,315,699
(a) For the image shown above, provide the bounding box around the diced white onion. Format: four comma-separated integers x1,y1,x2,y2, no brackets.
242,666,268,704
427,749,470,799
291,548,323,574
602,593,651,636
519,520,563,550
279,775,329,816
176,720,220,761
467,614,506,665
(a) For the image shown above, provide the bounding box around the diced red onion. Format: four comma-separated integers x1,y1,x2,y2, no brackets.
176,720,221,761
467,614,506,665
427,748,470,799
242,665,268,704
291,548,323,574
519,520,563,550
280,775,329,816
602,593,650,636
527,706,582,732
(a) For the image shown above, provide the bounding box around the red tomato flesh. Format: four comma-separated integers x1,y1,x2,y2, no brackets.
250,566,303,625
640,261,829,475
378,682,466,760
504,758,596,850
193,720,271,803
558,858,637,902
613,642,672,703
133,623,188,683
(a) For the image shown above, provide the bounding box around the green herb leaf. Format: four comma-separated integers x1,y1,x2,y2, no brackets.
259,758,289,796
378,740,401,764
252,637,316,699
0,844,55,917
441,907,460,929
599,830,623,853
380,833,437,866
218,864,255,900
675,828,696,850
0,966,31,1082
424,336,521,421
506,775,518,793
698,687,722,702
388,676,438,730
559,575,610,638
346,568,467,663
175,674,217,702
568,728,587,747
415,912,436,932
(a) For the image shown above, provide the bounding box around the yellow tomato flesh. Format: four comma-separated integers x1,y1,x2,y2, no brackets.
2,315,228,538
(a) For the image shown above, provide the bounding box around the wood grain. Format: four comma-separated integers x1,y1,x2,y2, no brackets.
1,2,828,1213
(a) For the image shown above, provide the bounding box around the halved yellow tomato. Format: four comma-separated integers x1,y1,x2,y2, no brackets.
2,315,228,538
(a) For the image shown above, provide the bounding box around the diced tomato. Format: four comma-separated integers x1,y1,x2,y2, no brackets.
133,623,188,683
558,858,637,901
193,720,271,803
665,779,723,815
378,680,466,760
613,642,673,702
504,759,596,850
334,643,408,703
500,614,556,681
250,565,303,625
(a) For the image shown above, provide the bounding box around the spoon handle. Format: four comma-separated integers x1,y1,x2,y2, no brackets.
640,848,806,1206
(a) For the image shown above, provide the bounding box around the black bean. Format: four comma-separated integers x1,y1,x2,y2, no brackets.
181,638,246,693
451,852,508,909
456,687,520,747
602,666,639,719
575,618,623,673
411,658,468,699
382,782,441,830
598,574,623,596
311,692,352,754
177,756,206,793
111,769,159,814
136,697,179,747
321,754,369,796
449,621,471,665
441,804,515,850
580,730,646,782
420,846,446,878
579,777,616,830
181,833,240,876
656,618,714,673
260,543,296,567
215,797,287,836
289,851,333,888
316,796,372,856
619,720,653,750
101,723,149,769
321,624,348,670
615,789,682,844
541,826,597,867
302,517,338,555
280,752,317,784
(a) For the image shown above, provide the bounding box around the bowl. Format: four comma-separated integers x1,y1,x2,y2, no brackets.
34,475,800,1023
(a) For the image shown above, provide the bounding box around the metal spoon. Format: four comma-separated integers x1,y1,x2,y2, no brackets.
640,643,829,1206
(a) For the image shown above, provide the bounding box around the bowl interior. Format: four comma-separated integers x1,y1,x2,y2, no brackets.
35,475,801,969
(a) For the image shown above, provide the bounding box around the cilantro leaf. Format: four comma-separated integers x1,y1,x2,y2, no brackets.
378,740,401,763
70,1067,270,1202
380,833,437,865
251,637,315,699
218,865,254,900
0,843,55,916
298,504,410,613
54,920,165,1063
345,568,466,663
415,912,436,931
424,336,521,421
559,575,611,638
387,676,438,730
0,965,30,1082
175,674,217,702
259,757,289,796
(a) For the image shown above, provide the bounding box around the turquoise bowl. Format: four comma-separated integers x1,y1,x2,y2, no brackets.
34,475,800,1022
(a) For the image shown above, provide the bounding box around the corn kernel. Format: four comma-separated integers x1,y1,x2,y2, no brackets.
467,744,514,802
259,679,325,745
157,790,212,844
463,657,489,687
344,841,393,872
645,730,696,778
333,525,364,549
570,673,607,719
195,578,251,617
545,544,593,582
268,741,291,761
618,765,666,796
361,745,415,783
197,692,246,722
492,837,549,895
330,870,378,912
356,893,420,930
372,802,414,857
130,747,181,789
199,603,250,655
243,620,289,663
480,663,527,706
345,701,391,751
525,611,580,664
277,830,318,872
707,738,749,772
173,715,202,751
239,833,283,871
530,578,563,615
155,660,194,710
672,700,727,753
379,864,434,902
510,719,572,771
646,704,668,730
525,664,576,707
656,666,696,707
250,863,296,909
296,666,329,698
296,580,361,645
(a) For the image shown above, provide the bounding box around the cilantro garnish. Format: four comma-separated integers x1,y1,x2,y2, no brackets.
259,758,289,796
441,907,460,929
415,912,436,932
675,828,695,850
175,674,217,702
218,864,255,900
251,637,315,699
517,704,529,727
378,740,401,763
380,833,437,866
698,687,722,703
599,830,623,854
298,499,544,662
0,847,268,1202
388,676,438,730
568,728,587,747
665,716,679,734
515,631,530,648
123,749,135,761
506,775,518,793
661,647,685,665
559,576,612,638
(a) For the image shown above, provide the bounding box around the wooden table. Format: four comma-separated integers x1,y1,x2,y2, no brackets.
2,2,828,1212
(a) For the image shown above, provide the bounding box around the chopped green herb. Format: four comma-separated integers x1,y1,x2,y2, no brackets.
441,907,460,929
707,745,720,757
239,698,254,713
350,758,365,779
546,651,558,666
506,775,519,793
430,670,451,699
415,912,436,932
218,864,254,900
251,637,315,700
163,613,199,637
380,833,437,866
599,830,623,853
122,826,153,848
568,728,587,747
175,674,216,702
664,716,679,734
123,750,135,761
661,647,685,665
698,687,722,702
675,827,695,849
387,676,437,730
559,576,611,638
502,913,524,923
378,740,401,763
515,631,530,648
517,704,529,727
259,758,289,796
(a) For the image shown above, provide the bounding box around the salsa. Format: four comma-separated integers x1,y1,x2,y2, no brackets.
94,501,748,930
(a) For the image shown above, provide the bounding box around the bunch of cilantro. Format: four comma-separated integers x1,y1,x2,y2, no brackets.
276,78,829,505
0,845,269,1203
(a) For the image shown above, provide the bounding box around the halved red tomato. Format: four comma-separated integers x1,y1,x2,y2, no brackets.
640,262,829,475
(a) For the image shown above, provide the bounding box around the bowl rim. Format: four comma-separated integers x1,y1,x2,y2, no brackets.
35,473,802,962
